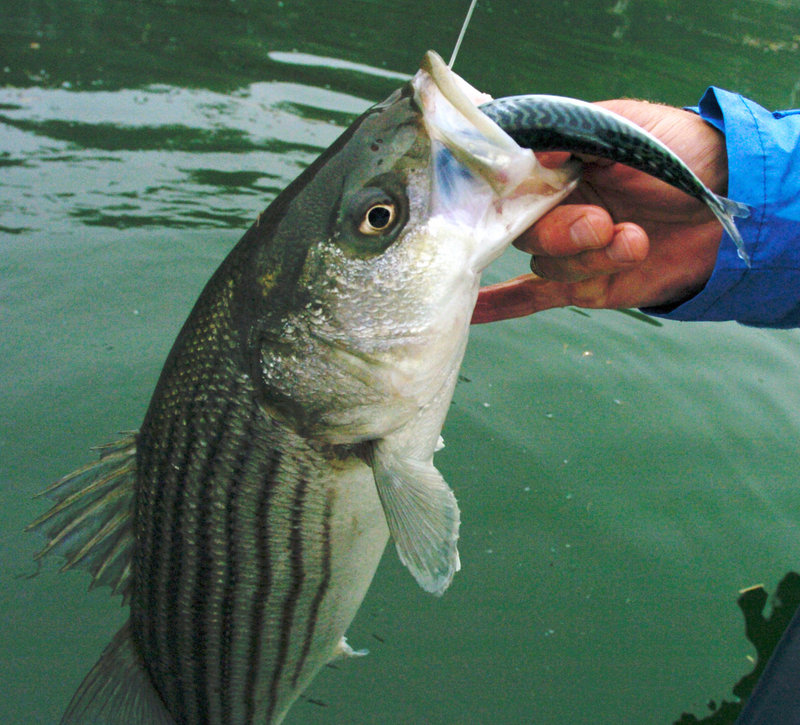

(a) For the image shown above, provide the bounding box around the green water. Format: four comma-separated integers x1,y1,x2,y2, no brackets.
3,1,800,723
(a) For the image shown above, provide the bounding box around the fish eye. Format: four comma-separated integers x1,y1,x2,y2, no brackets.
359,203,397,235
334,182,408,258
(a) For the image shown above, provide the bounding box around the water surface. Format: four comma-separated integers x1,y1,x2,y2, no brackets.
3,1,800,723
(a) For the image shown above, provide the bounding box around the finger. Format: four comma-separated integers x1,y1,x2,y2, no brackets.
515,205,615,257
472,274,571,323
535,151,572,169
473,222,651,323
530,222,649,283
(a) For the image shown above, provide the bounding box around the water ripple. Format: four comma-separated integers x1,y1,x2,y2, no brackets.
0,81,371,231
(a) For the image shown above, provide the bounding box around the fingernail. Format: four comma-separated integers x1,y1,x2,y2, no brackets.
606,227,642,263
569,215,602,249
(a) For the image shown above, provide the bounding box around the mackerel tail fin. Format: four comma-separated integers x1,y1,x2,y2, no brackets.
711,192,751,266
27,432,138,602
61,622,174,725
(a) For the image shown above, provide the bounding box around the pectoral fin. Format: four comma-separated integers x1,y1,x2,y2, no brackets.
370,443,461,596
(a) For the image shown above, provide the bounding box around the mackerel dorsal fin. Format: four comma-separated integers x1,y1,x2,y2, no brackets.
370,441,461,596
27,433,138,603
61,622,174,724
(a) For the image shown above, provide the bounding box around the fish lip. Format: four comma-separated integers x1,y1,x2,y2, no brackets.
417,50,516,153
411,50,523,187
411,49,578,198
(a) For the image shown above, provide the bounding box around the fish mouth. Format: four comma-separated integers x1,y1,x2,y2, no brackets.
411,51,579,271
417,50,520,171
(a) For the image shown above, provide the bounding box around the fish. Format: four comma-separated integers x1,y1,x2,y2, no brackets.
480,94,751,263
28,50,581,725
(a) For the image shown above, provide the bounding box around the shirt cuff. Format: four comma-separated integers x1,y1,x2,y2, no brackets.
643,87,800,328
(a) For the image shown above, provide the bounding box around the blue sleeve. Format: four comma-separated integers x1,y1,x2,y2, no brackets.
645,87,800,328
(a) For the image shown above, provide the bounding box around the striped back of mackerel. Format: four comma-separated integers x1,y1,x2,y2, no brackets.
480,94,750,264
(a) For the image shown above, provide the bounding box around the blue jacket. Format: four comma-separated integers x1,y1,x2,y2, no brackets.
652,87,800,328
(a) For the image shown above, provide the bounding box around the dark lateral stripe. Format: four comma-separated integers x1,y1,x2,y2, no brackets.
243,447,284,723
142,397,193,700
190,391,242,723
219,410,258,724
291,487,334,689
264,473,309,724
159,400,203,723
138,404,180,599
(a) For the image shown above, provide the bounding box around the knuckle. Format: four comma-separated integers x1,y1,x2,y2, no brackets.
531,213,573,256
569,278,609,308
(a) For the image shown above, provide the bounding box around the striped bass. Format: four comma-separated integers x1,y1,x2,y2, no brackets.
29,50,581,724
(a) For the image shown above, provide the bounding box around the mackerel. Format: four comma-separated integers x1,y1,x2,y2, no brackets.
480,94,750,263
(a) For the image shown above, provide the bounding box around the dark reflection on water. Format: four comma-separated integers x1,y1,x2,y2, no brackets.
676,572,800,724
2,0,439,92
4,0,800,105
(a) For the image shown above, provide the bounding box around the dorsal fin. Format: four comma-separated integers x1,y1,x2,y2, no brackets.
28,433,138,602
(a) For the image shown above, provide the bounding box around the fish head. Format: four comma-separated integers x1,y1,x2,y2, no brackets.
239,51,578,443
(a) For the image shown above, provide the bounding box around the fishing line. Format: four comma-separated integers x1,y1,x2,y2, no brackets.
448,0,478,68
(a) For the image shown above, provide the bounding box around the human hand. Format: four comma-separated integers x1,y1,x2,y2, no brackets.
472,100,731,323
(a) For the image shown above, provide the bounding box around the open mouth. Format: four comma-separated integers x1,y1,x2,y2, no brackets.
412,51,524,193
410,50,580,271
